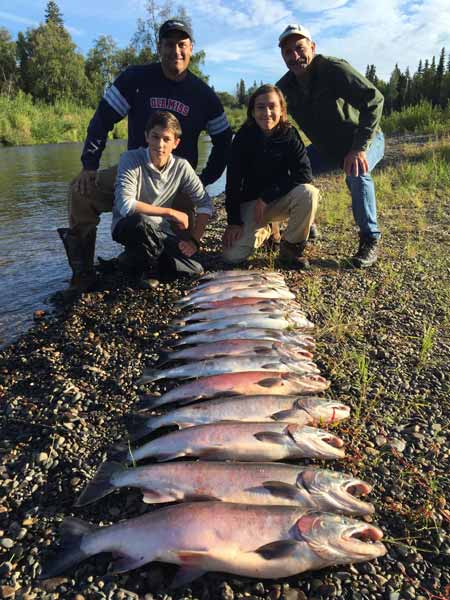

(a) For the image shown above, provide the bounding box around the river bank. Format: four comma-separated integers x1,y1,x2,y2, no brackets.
0,135,449,599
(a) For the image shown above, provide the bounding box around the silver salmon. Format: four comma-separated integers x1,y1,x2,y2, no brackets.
140,356,319,383
75,461,373,516
128,395,350,438
176,300,307,323
41,503,385,582
157,339,314,365
144,371,329,408
173,312,313,333
115,422,344,463
171,328,315,350
177,285,296,307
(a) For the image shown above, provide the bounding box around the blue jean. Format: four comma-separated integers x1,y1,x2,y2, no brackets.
307,131,385,239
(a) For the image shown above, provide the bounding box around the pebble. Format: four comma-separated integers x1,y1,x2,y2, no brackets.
0,538,14,549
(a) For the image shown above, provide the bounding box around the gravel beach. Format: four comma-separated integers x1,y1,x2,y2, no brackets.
0,136,449,600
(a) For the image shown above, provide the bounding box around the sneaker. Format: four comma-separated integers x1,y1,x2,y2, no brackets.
279,240,310,270
139,271,160,289
308,223,320,242
351,236,379,268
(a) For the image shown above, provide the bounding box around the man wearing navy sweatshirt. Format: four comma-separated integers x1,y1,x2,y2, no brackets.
59,18,231,291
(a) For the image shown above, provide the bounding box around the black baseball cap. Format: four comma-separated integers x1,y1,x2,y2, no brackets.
159,19,193,42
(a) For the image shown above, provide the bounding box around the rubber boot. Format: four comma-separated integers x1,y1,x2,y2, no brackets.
58,227,97,292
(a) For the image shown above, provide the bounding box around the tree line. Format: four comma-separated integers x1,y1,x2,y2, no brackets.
1,0,450,116
365,49,450,114
0,0,207,106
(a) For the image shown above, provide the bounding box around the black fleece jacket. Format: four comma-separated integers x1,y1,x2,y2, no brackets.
225,122,313,226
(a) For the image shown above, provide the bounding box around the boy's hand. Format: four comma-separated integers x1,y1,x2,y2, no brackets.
254,198,268,226
168,208,189,230
223,225,243,249
178,239,197,257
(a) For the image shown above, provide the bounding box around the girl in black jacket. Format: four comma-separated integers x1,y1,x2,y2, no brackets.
222,84,319,269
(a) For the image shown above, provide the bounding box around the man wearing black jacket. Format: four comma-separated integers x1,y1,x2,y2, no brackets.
59,19,232,291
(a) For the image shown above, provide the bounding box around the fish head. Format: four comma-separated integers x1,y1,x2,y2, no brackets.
295,512,386,564
297,398,350,423
287,425,345,459
297,468,375,515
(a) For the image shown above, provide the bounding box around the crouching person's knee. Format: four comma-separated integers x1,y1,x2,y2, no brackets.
222,243,253,265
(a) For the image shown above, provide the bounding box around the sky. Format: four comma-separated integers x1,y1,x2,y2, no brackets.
1,0,449,93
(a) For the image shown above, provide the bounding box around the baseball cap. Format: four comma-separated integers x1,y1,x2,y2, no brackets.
278,24,312,46
159,19,193,42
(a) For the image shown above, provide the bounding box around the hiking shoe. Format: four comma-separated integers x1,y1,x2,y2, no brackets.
308,223,320,242
351,236,379,268
279,240,310,270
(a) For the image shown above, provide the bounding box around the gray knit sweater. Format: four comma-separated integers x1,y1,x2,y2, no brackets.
112,147,213,233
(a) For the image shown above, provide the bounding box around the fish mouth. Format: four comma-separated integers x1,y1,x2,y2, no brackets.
344,480,372,497
341,523,386,557
322,434,344,449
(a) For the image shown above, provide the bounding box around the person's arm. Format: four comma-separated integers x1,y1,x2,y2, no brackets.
76,68,135,194
329,59,384,153
199,92,233,186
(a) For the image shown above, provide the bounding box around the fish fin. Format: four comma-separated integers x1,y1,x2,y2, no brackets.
184,493,220,502
136,393,162,410
39,517,94,579
170,565,207,589
258,377,281,388
270,409,298,421
124,413,154,441
156,347,173,366
253,540,302,560
108,441,132,463
156,451,187,462
261,362,282,369
254,347,273,354
110,553,149,573
75,461,126,507
254,432,287,445
262,481,301,500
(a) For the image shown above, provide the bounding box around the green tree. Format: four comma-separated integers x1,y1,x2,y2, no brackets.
0,27,17,95
45,1,64,26
17,21,93,104
236,78,246,106
86,35,119,98
434,47,445,106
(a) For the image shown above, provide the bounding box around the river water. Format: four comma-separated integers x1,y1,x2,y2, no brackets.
0,138,224,348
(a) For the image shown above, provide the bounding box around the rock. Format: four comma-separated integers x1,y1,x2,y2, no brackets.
0,538,14,549
389,438,406,453
219,582,234,600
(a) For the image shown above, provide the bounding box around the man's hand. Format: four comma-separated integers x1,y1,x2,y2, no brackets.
343,150,369,177
223,225,243,249
178,239,198,257
254,198,268,226
168,208,189,230
73,170,97,196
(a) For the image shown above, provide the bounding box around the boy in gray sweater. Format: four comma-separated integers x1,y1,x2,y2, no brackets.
112,111,213,285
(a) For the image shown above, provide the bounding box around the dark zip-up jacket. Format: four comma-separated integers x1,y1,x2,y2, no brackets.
81,63,232,186
277,55,384,163
225,123,313,226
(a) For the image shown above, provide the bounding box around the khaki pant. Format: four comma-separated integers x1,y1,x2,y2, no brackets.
222,183,319,264
69,165,195,234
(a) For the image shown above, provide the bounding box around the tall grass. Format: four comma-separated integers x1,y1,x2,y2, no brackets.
381,101,450,136
0,92,127,146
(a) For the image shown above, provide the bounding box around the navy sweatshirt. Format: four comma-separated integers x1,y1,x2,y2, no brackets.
225,123,313,226
81,62,232,186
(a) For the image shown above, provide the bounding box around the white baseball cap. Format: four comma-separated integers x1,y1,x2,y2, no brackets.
278,24,312,46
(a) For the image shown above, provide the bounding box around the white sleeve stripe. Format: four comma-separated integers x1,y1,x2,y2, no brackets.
207,112,230,135
104,85,130,117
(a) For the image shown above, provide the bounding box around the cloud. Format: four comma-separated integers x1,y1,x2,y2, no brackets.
0,10,38,27
192,0,292,29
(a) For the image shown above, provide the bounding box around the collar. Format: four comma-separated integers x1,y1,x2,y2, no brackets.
146,147,175,173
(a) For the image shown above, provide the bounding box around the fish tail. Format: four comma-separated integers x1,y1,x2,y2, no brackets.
39,517,95,579
124,412,160,440
109,440,134,463
137,369,162,384
75,461,126,507
156,347,173,366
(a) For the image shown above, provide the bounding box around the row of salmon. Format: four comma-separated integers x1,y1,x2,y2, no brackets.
41,270,386,585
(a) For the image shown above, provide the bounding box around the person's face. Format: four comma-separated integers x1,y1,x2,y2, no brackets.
145,125,180,169
159,31,193,80
252,91,283,134
281,35,316,78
